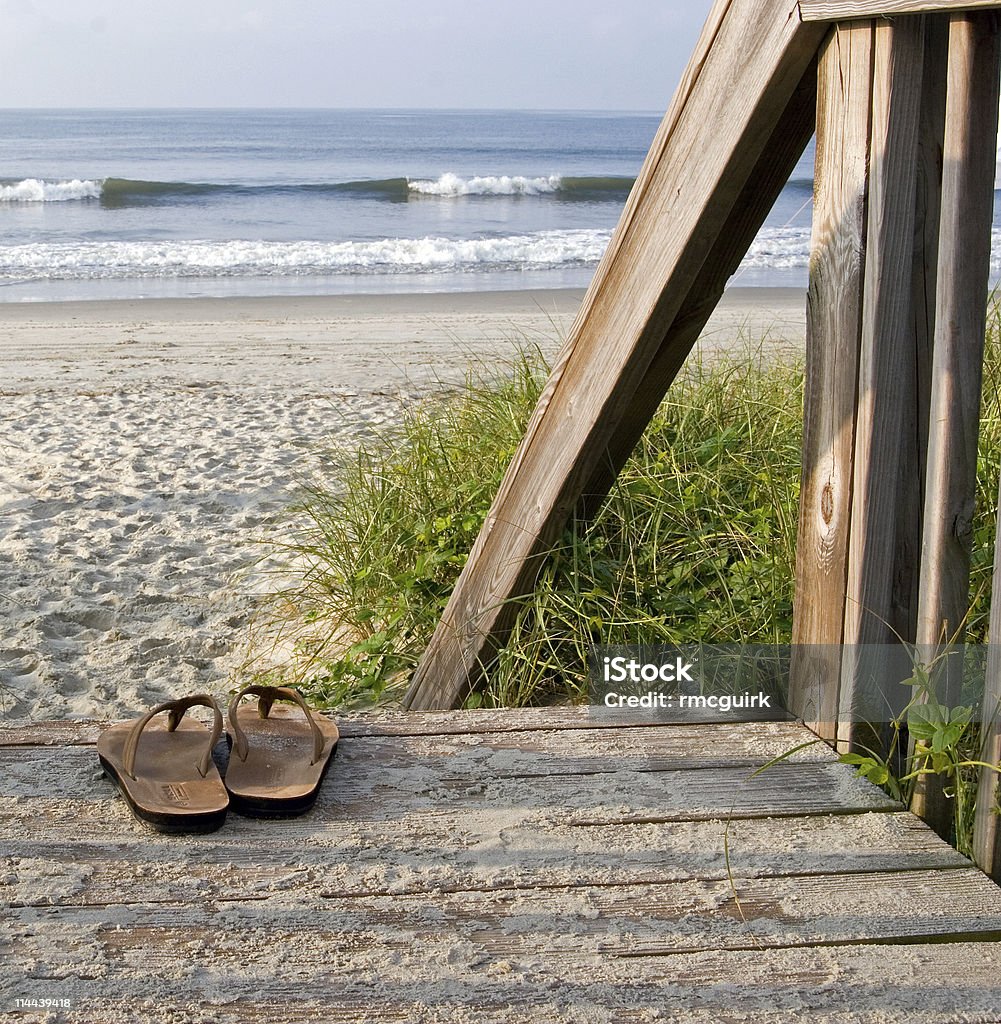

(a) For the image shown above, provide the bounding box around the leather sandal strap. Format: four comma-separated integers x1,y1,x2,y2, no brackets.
227,684,326,765
121,694,223,781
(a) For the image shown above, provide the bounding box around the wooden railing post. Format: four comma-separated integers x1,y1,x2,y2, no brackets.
912,9,1001,840
789,21,874,744
837,15,926,751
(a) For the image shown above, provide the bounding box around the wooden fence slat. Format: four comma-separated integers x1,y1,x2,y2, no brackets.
837,15,926,751
800,0,1001,21
912,11,1001,840
789,22,875,743
916,11,1000,654
890,16,949,649
404,0,827,709
947,10,1001,880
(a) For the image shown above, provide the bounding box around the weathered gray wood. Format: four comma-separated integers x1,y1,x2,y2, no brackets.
800,0,1001,19
7,869,1000,958
916,11,1000,653
1,813,964,908
912,10,1001,840
0,747,898,821
404,0,827,709
789,22,874,743
5,873,1001,1024
3,712,998,1023
0,721,832,789
14,943,1001,1024
0,704,793,747
890,16,949,649
838,15,926,751
318,721,835,775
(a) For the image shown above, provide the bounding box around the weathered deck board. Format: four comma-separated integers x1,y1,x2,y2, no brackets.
2,720,833,784
3,710,1000,1022
10,943,1001,1024
0,703,793,746
1,813,967,908
8,869,1001,962
0,750,898,824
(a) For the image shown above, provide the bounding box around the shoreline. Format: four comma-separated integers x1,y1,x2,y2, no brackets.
0,286,806,722
0,286,806,394
0,284,806,324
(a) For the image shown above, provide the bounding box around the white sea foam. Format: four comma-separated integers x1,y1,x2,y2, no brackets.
407,173,562,197
0,231,611,280
740,225,1001,274
0,178,103,202
738,227,812,270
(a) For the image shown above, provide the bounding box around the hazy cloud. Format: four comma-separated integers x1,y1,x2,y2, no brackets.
0,0,714,109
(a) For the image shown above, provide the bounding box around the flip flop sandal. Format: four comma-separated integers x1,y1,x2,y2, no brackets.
224,684,339,817
97,694,228,834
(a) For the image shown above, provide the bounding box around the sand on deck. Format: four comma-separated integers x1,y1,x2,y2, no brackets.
0,287,806,721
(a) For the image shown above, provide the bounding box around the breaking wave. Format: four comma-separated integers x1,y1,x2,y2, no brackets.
0,178,103,202
0,174,635,207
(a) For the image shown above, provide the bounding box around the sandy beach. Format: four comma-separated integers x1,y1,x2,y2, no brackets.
0,287,805,722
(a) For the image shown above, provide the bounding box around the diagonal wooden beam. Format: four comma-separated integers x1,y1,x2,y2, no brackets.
578,61,818,515
404,0,827,710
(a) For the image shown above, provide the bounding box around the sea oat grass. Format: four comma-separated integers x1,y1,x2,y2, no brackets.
267,309,1001,714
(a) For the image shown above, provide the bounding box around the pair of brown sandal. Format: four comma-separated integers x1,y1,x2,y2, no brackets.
96,684,339,833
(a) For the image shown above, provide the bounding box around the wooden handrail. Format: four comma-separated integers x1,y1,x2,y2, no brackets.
800,0,1001,22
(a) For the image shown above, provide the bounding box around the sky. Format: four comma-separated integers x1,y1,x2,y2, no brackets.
0,0,715,110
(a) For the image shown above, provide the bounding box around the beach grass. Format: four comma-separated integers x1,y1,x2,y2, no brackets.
263,308,1001,713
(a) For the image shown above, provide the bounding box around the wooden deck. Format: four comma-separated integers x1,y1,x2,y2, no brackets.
3,707,1001,1022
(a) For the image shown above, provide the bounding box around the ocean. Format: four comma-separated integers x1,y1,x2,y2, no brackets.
0,108,995,303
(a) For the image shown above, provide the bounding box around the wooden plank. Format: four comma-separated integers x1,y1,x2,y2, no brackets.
913,10,1001,839
789,22,874,743
0,813,965,908
6,869,1000,958
837,15,926,751
917,10,1000,651
0,752,899,822
890,16,949,650
800,0,1001,20
321,721,836,776
5,871,1001,1024
12,942,1001,1024
0,704,794,747
0,721,833,797
404,0,828,709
